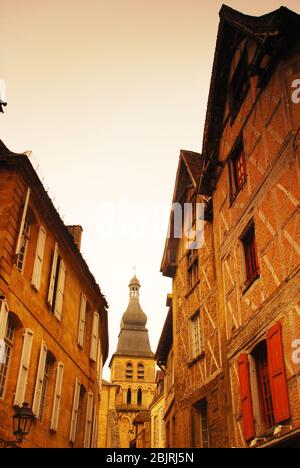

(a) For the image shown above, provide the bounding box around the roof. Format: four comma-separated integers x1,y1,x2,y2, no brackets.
200,5,300,193
133,412,150,425
160,150,205,277
156,305,173,366
110,276,154,364
0,140,109,361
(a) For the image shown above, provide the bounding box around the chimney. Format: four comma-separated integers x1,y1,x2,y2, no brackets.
67,225,83,251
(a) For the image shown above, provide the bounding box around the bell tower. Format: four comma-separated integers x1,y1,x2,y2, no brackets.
109,275,156,448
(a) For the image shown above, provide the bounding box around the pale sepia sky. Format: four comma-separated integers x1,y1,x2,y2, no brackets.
1,0,300,378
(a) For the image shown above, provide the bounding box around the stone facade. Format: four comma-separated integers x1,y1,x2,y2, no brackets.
0,142,108,448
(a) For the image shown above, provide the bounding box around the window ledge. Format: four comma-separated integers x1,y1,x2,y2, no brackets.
185,280,200,299
187,352,205,367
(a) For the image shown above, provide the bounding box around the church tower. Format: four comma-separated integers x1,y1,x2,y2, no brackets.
109,275,156,448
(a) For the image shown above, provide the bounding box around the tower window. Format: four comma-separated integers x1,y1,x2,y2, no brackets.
137,363,144,380
229,47,250,123
126,362,133,380
137,388,142,406
127,388,132,406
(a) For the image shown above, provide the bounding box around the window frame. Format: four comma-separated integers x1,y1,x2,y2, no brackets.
189,310,203,362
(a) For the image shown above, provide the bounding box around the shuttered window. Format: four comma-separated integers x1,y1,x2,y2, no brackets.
14,329,33,407
77,294,86,348
69,378,81,443
267,322,290,424
83,391,94,448
32,226,46,290
32,341,48,417
90,312,99,362
15,187,31,257
50,362,64,432
237,353,255,441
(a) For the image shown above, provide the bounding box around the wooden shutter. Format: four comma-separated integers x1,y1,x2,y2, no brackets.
50,362,64,431
32,341,48,416
32,226,46,290
15,187,31,256
267,322,290,423
91,405,98,448
90,312,99,362
0,298,9,340
47,242,59,307
77,294,86,348
96,339,103,394
54,260,66,321
84,391,94,448
237,353,255,441
14,329,33,407
0,299,8,364
69,378,81,443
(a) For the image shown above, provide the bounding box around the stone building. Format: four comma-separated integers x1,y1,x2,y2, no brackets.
149,371,165,449
160,4,300,449
0,141,108,448
106,276,156,448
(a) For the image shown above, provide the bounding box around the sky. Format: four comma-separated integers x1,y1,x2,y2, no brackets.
1,0,300,378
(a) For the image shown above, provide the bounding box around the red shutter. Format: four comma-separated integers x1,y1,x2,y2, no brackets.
238,353,255,441
267,322,290,424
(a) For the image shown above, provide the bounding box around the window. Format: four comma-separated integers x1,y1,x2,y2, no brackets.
254,342,275,429
16,216,30,273
241,224,260,289
199,401,209,448
126,362,133,380
137,363,144,380
137,388,142,406
190,312,202,361
229,138,247,200
238,323,290,442
229,47,250,123
127,388,132,406
39,353,52,422
0,318,15,398
187,250,198,291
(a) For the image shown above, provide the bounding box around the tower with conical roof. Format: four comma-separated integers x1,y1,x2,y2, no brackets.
109,275,156,448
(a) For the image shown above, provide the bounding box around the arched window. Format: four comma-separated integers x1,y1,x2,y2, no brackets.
127,388,132,406
126,362,133,380
137,388,142,406
0,316,16,398
137,363,144,380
